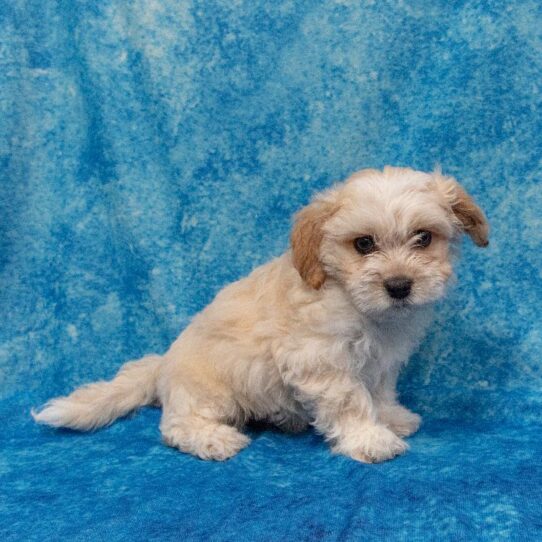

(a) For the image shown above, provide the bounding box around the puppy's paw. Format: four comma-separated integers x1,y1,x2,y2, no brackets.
334,424,408,463
196,425,251,461
379,404,421,438
163,421,250,461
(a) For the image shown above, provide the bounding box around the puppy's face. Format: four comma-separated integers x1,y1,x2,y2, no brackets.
291,167,489,315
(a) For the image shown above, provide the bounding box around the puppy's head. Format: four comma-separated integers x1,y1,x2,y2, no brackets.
291,167,489,314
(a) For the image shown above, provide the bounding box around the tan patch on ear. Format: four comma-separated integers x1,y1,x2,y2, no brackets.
290,195,338,289
436,174,489,247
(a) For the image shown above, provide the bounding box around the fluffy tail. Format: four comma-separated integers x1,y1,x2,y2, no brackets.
32,355,163,431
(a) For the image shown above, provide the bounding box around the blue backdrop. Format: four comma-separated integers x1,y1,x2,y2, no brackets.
1,1,541,540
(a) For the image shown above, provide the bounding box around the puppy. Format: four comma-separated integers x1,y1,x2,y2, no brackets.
33,167,489,463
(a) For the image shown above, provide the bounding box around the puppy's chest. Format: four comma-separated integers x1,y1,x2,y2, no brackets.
347,316,426,380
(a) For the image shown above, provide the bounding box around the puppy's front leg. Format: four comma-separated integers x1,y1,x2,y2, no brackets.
287,369,407,463
374,367,421,438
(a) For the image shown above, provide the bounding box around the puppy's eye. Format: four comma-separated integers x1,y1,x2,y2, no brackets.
414,230,432,248
354,235,376,255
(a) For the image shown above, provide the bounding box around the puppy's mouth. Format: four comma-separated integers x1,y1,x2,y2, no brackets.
389,298,413,310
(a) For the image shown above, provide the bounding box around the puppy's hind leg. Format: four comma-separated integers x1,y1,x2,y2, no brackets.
161,415,250,461
159,387,250,461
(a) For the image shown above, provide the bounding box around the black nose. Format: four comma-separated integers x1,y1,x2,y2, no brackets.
384,277,413,299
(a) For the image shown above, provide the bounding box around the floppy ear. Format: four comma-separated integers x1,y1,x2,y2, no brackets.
436,174,489,247
290,192,338,289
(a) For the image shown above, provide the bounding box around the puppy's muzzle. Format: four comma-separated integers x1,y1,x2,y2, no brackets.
384,277,412,300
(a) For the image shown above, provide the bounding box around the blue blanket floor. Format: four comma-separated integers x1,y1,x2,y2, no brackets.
1,1,541,540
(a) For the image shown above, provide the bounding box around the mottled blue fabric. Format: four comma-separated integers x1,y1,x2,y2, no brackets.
1,1,541,540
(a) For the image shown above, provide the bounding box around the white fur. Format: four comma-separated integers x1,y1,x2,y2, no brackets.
33,167,488,462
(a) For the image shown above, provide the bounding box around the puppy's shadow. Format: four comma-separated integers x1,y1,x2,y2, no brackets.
245,420,313,443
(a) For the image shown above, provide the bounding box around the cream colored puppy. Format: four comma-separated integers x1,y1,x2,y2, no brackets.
33,167,489,463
